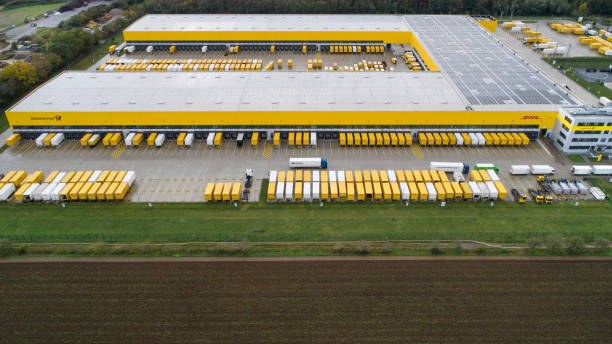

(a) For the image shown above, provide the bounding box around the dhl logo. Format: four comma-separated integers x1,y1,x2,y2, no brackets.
521,115,540,120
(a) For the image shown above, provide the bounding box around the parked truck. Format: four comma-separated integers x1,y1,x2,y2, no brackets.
429,161,469,174
289,157,328,169
592,165,612,175
530,165,556,175
571,165,592,175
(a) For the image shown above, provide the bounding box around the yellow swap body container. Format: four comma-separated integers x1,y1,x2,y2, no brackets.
204,183,215,201
267,182,276,200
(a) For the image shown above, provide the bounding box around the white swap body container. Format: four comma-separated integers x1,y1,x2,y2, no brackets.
35,133,49,147
42,183,56,201
468,133,478,146
454,133,464,145
477,182,489,200
155,133,166,147
125,132,135,146
122,171,136,187
337,170,346,183
269,170,278,183
23,183,39,201
487,169,500,181
590,187,606,201
387,170,397,183
184,133,194,146
0,183,16,201
313,170,320,183
425,182,437,202
52,183,66,201
530,165,556,175
592,165,612,175
303,182,312,201
468,181,481,201
329,171,337,182
285,182,294,201
476,133,486,145
567,182,578,195
276,182,285,201
310,132,317,146
453,171,465,183
34,183,50,201
89,170,102,183
571,165,592,175
399,182,410,201
510,165,530,175
88,134,100,145
52,172,66,184
485,181,498,200
206,132,215,146
50,133,64,147
312,182,320,200
559,182,570,195
575,180,588,194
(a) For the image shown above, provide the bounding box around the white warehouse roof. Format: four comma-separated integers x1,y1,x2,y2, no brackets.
125,14,410,33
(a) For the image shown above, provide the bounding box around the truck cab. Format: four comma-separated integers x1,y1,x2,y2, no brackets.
321,158,328,169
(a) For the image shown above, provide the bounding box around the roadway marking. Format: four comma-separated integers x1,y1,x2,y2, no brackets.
111,144,126,160
262,142,273,159
410,144,424,159
537,139,553,158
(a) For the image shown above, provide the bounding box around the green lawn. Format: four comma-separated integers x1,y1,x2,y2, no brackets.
543,57,612,99
0,197,610,244
72,31,124,70
0,2,67,32
567,154,586,163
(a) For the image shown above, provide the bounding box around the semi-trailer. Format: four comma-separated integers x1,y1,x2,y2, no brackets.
430,161,469,174
571,165,592,175
592,165,612,175
289,157,328,169
510,165,530,175
530,165,556,175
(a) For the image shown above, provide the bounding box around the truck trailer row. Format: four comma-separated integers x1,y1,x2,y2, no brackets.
0,170,136,202
418,132,529,146
204,182,243,202
339,132,413,146
266,169,508,202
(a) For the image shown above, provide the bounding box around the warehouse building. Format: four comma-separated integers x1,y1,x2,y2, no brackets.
550,106,612,154
6,15,583,142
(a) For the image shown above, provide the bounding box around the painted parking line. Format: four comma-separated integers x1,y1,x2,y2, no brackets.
410,144,424,159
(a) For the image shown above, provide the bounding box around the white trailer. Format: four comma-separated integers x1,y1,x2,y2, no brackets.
155,133,166,147
337,170,346,182
329,170,337,182
35,133,49,147
53,172,66,183
590,187,606,201
475,133,486,145
575,180,588,195
275,182,285,201
485,181,498,200
387,170,397,183
50,133,64,147
89,170,102,183
599,96,611,106
468,181,481,201
310,132,317,146
285,182,294,201
453,171,465,183
122,171,136,187
312,181,320,200
313,170,320,183
510,165,530,175
592,165,612,175
52,183,65,201
399,182,410,201
559,182,570,195
454,133,464,145
23,183,39,202
571,165,592,175
530,165,556,175
0,183,16,201
477,182,489,201
289,157,327,169
34,183,50,201
125,132,135,146
269,170,278,183
425,182,437,202
88,134,100,146
303,182,312,201
206,132,215,146
430,161,467,173
202,45,208,54
184,133,194,146
469,133,479,146
42,183,56,201
567,182,578,195
487,169,500,181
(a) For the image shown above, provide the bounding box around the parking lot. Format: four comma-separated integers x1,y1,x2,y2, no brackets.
1,136,595,203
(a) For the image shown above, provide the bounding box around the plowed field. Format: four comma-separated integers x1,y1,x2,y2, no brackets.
1,259,610,343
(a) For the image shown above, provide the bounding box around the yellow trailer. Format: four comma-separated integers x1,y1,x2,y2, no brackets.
105,171,118,183
478,169,491,182
79,171,93,183
395,170,405,183
222,182,232,201
59,171,74,184
60,183,75,201
490,132,500,145
371,170,380,183
330,182,338,200
382,133,390,146
354,170,363,183
390,182,400,201
304,170,312,183
339,133,346,146
441,133,449,145
404,133,413,145
70,171,84,183
110,132,122,146
95,182,110,201
347,133,354,146
433,132,442,145
213,182,224,201
512,133,523,145
7,171,26,188
114,182,130,201
214,133,222,146
460,182,472,200
380,170,389,183
483,132,493,145
389,133,398,146
24,171,44,184
461,133,471,145
286,170,294,183
421,170,431,183
451,182,463,201
177,132,186,145
362,170,371,183
251,132,259,146
43,133,55,146
294,182,302,200
361,133,369,146
14,183,30,201
147,133,158,146
354,133,361,146
469,170,482,182
408,182,418,201
345,182,355,201
381,182,392,201
267,182,276,200
503,133,514,145
204,183,215,201
95,171,108,183
80,133,92,146
364,181,373,200
105,182,119,201
43,171,59,184
402,170,413,183
434,182,445,200
288,132,295,146
103,133,113,146
373,182,383,201
87,183,101,201
494,181,508,199
375,133,383,146
412,170,423,183
6,133,21,146
69,182,84,201
321,182,329,201
132,133,144,146
338,181,346,200
418,133,427,146
79,182,93,201
426,133,434,145
498,133,508,145
442,181,454,200
278,171,286,183
273,132,280,147
398,133,405,146
430,170,440,183
447,133,456,145
437,170,448,182
356,183,365,201
417,182,428,201
295,170,303,182
114,171,127,183
231,182,241,201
